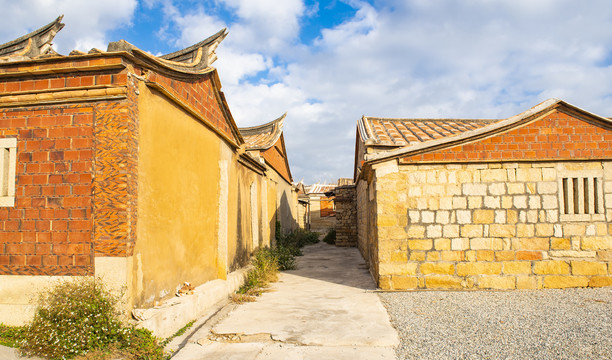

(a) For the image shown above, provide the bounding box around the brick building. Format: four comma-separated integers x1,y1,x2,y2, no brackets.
0,17,297,336
239,114,299,237
354,99,612,290
301,183,337,235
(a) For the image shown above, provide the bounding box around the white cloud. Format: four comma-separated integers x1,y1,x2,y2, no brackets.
219,0,612,182
0,0,137,53
2,0,612,183
220,0,305,53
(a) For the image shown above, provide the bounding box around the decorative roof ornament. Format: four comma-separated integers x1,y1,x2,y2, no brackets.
0,15,65,62
239,113,287,150
107,28,228,74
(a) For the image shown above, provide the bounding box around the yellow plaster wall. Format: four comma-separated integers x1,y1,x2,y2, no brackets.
134,84,221,306
226,158,265,272
267,168,298,236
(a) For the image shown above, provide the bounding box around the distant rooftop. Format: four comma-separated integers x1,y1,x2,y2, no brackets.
359,117,497,148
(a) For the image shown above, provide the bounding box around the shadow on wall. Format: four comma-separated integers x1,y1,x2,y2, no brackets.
279,191,299,234
231,177,249,272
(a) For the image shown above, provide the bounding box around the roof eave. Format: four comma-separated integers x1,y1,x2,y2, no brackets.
363,98,612,165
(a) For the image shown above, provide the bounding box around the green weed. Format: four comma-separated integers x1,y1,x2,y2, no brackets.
323,229,336,245
20,278,166,360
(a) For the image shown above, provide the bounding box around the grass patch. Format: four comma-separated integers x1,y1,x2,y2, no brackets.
0,324,26,348
19,278,166,360
159,319,196,348
233,226,320,303
323,229,336,245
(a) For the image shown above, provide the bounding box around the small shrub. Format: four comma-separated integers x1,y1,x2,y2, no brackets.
237,247,279,296
323,229,336,245
20,278,165,360
276,223,319,255
0,324,26,348
233,227,320,303
271,246,297,270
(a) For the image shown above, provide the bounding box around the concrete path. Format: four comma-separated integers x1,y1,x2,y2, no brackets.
170,242,399,359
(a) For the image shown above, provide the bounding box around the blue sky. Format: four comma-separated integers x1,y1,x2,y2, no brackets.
1,1,612,184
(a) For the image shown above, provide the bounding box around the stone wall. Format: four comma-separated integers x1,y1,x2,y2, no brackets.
373,160,612,290
334,185,357,247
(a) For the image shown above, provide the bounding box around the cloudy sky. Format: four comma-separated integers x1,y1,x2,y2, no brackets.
1,1,611,184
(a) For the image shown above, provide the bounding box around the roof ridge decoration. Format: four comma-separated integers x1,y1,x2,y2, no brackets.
239,113,287,150
363,98,612,163
107,28,227,74
0,15,65,62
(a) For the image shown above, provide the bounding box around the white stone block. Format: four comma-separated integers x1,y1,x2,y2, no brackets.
484,196,501,209
456,210,472,224
537,181,558,194
554,224,563,237
421,211,435,223
451,237,469,250
452,197,467,209
436,210,450,224
513,195,528,209
528,195,541,209
488,183,506,195
426,224,442,238
495,210,506,224
462,183,487,196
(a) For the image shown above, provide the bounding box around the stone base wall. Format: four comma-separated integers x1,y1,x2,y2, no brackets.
334,185,357,247
373,160,612,290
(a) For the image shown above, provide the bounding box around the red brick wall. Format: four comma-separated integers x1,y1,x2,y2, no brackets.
0,55,134,275
400,110,612,163
0,104,95,275
0,54,236,276
262,135,292,183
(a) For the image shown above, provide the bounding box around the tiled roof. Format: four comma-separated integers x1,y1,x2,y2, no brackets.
239,113,286,150
363,98,612,163
359,117,497,147
304,184,337,194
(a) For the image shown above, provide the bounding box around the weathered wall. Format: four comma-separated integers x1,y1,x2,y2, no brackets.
273,171,298,236
308,196,336,235
373,160,612,290
334,185,357,247
0,56,135,323
133,82,222,307
226,160,265,272
356,180,369,259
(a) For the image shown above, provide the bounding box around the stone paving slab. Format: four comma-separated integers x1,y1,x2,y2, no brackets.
171,242,399,359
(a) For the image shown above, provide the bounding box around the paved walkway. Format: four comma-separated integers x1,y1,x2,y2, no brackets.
169,242,399,359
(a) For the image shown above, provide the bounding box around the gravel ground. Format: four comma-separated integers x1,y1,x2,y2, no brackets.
378,288,612,360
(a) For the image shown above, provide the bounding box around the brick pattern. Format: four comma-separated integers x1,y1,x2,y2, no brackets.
334,185,357,247
92,96,138,257
0,56,126,93
0,56,132,275
261,135,292,183
146,72,238,145
374,161,612,290
0,104,95,275
400,112,612,163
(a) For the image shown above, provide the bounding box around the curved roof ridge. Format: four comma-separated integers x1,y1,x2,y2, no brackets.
239,113,287,150
160,28,227,64
106,28,227,74
0,15,64,62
